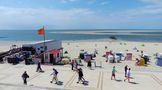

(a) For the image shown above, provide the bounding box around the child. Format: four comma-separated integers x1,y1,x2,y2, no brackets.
111,66,117,80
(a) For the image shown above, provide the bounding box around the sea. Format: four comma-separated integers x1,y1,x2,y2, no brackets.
0,30,162,42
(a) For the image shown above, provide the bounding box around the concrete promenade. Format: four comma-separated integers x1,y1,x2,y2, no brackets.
0,60,162,90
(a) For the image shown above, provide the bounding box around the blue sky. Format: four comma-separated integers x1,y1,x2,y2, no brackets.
0,0,162,30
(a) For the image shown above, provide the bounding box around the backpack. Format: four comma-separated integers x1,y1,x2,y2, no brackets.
54,69,58,75
55,70,58,75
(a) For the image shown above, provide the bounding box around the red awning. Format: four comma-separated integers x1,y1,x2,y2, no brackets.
50,49,60,54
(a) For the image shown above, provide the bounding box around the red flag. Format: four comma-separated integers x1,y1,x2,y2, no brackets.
37,28,45,35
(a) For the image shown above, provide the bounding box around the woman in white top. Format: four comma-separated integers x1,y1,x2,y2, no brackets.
124,68,131,82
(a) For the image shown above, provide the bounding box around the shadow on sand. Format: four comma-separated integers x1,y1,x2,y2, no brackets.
77,81,89,86
129,81,139,84
115,79,122,82
83,81,89,86
52,81,63,86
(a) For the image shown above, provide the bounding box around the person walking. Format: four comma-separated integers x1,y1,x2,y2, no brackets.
77,68,85,84
111,66,117,80
22,71,29,85
87,60,92,70
124,65,128,77
124,68,131,82
71,60,74,70
50,68,58,84
74,60,78,70
36,61,42,72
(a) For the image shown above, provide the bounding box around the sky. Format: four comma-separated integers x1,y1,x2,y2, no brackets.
0,0,162,30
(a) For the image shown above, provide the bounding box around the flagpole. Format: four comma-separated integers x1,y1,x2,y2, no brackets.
43,26,46,64
43,26,45,50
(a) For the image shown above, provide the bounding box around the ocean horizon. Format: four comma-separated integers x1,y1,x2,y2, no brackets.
0,30,162,42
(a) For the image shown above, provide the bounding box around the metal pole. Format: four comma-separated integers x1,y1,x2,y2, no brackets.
43,26,46,64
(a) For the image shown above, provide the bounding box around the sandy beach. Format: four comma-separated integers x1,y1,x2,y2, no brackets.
0,39,162,90
1,39,162,67
62,39,162,69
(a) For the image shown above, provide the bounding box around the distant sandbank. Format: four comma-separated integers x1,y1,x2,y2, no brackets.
50,30,162,36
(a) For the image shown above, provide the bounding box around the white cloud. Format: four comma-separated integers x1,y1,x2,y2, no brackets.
139,0,162,5
60,0,78,3
100,1,109,5
127,6,162,16
87,0,96,4
106,3,162,27
108,0,162,20
0,6,98,29
140,0,162,3
0,0,162,30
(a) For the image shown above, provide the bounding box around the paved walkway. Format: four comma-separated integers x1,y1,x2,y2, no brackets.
0,62,162,90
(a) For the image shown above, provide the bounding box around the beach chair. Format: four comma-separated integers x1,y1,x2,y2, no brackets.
125,53,132,60
108,55,115,63
116,52,123,61
136,58,145,66
115,55,120,63
156,58,162,66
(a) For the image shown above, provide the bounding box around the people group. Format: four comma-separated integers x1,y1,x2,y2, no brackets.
111,65,132,83
21,60,133,86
